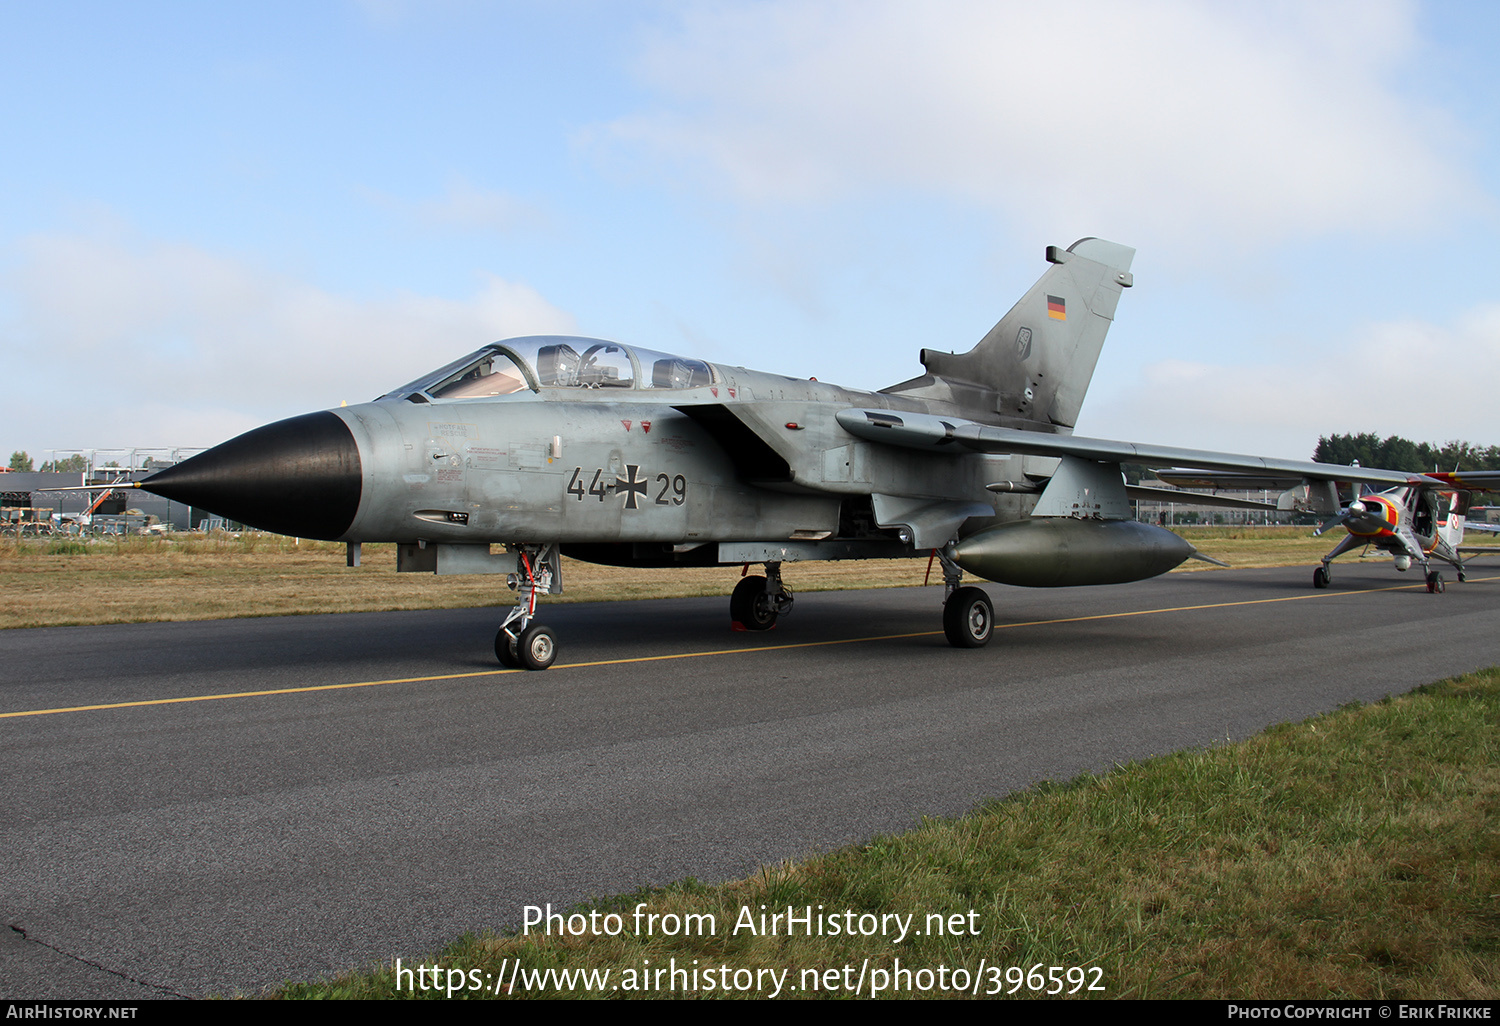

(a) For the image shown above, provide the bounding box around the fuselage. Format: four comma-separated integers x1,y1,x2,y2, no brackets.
141,334,1057,553
1342,486,1462,564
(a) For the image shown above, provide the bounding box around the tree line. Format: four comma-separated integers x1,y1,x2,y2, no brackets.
1311,434,1500,474
7,451,92,474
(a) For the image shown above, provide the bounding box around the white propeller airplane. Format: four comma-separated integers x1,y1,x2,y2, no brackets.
1156,469,1500,592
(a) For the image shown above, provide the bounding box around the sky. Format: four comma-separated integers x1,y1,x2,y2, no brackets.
3,0,1498,466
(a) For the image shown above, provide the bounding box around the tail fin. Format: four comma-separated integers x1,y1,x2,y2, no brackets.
884,237,1134,431
1443,489,1470,549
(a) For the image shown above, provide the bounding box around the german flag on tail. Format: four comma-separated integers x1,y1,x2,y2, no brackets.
1046,295,1066,321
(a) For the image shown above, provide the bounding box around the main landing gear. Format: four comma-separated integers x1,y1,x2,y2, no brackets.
1314,560,1452,594
727,552,994,649
936,547,993,648
730,561,794,630
495,543,561,670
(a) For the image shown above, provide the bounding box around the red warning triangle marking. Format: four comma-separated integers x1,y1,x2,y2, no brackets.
641,421,652,434
621,420,632,431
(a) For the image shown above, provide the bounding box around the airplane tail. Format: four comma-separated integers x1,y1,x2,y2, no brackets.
882,238,1135,431
1442,489,1470,549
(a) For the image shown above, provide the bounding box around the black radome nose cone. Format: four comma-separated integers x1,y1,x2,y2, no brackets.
140,411,362,539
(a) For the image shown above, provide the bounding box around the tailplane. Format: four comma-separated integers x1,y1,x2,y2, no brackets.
883,237,1135,431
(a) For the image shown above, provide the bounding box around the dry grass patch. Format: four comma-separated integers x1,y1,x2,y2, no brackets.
0,534,945,629
1,526,1438,630
1171,526,1353,569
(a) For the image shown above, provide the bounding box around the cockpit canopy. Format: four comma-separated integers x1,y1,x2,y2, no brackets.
380,335,717,402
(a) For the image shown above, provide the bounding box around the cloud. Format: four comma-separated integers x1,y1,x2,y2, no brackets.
590,0,1477,248
2,229,575,450
1082,304,1500,459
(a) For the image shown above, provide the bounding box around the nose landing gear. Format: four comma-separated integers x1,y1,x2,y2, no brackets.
495,543,562,669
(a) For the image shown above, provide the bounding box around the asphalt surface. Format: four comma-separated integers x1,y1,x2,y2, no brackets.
2,563,1498,998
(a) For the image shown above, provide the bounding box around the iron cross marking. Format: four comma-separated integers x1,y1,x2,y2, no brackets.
616,464,648,509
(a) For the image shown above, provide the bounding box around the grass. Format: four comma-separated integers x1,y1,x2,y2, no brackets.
270,668,1500,1000
0,527,1346,630
1171,525,1348,569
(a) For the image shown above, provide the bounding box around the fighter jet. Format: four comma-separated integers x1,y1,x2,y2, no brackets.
1155,468,1500,592
133,238,1452,669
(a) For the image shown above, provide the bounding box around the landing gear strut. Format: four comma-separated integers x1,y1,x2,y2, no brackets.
936,547,993,648
730,561,794,630
495,543,561,669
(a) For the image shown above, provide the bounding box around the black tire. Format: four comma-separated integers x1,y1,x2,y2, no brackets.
730,575,778,630
1313,566,1330,589
943,586,993,648
495,628,521,668
517,624,558,670
1426,572,1445,594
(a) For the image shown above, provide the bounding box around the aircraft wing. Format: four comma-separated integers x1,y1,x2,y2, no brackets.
835,409,1445,488
1426,470,1500,491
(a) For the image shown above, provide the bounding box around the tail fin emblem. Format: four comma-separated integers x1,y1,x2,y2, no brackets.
1046,295,1066,321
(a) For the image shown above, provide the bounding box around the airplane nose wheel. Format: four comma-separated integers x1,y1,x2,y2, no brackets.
1312,565,1330,589
496,622,559,670
1426,571,1445,594
516,624,558,670
495,628,521,668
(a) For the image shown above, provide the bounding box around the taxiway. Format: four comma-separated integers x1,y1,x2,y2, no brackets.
2,564,1496,997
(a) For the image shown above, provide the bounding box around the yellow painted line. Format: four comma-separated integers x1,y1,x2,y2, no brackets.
0,668,519,719
4,575,1494,721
